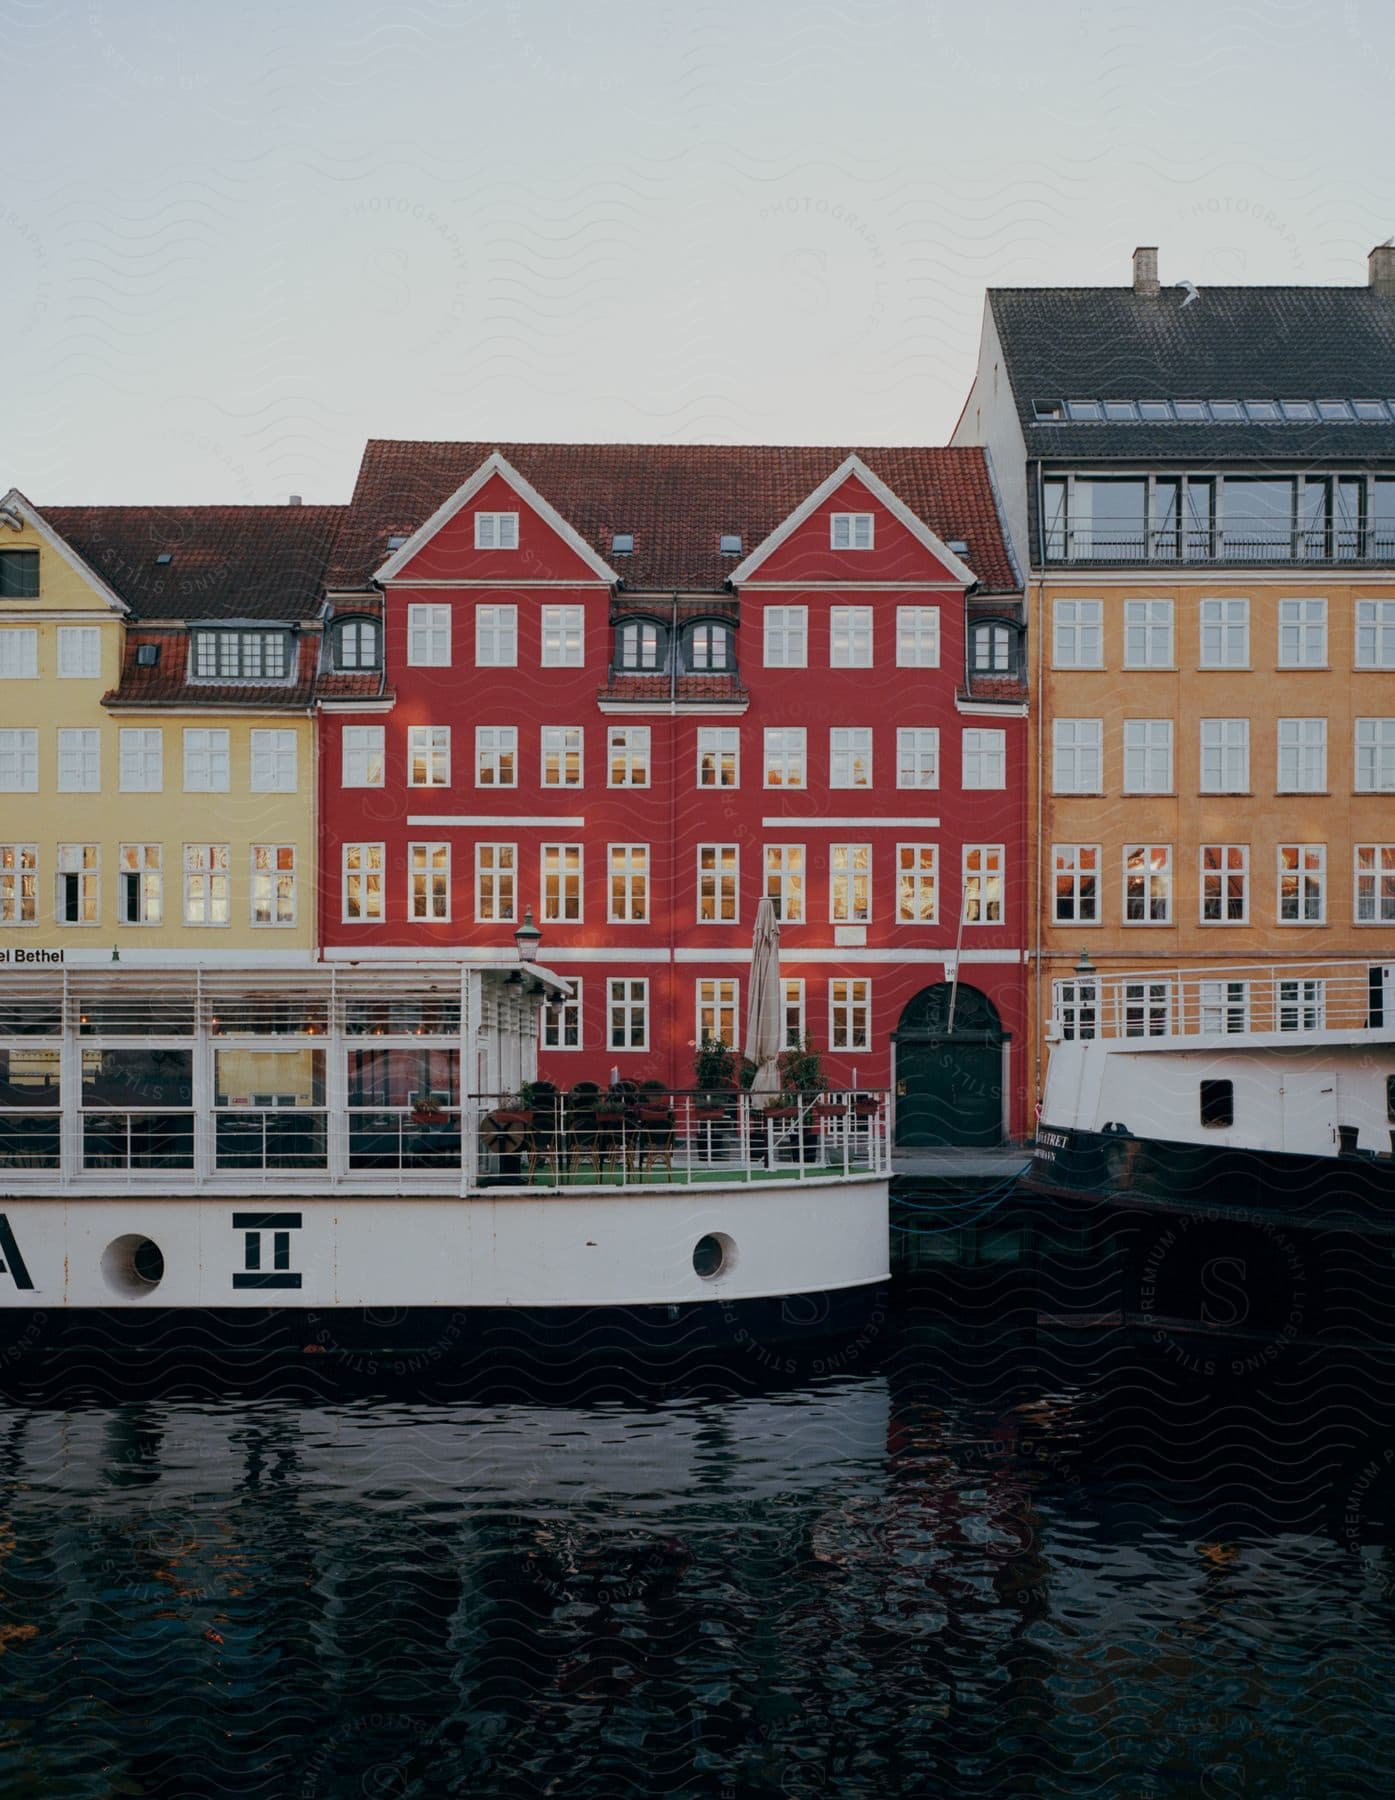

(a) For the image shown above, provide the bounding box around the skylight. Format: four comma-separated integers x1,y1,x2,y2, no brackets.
611,533,634,554
719,533,742,555
155,552,173,565
1039,397,1395,424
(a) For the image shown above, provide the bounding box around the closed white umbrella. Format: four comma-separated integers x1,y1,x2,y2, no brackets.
743,895,784,1096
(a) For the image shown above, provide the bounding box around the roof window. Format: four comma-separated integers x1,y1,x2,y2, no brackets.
154,552,173,566
719,533,742,555
611,533,634,554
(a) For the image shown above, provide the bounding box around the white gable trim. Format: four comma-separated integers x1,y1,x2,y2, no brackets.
0,488,131,614
371,452,619,585
726,453,978,588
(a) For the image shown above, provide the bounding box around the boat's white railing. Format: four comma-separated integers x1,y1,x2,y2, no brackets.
1049,958,1394,1043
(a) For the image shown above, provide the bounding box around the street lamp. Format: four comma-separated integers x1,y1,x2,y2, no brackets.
513,906,542,962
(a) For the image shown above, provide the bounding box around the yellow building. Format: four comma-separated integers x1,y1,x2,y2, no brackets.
0,490,342,967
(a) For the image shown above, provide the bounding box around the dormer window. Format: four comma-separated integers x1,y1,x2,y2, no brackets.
475,511,518,550
617,620,665,671
333,618,380,671
0,549,39,598
191,628,290,681
970,621,1017,676
685,622,731,672
830,512,874,550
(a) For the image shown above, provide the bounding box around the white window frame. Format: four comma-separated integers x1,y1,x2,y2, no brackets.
607,843,649,924
543,979,583,1051
182,728,230,794
57,728,101,794
1123,844,1172,925
608,977,649,1051
182,842,230,928
1199,597,1250,669
764,843,805,924
540,843,584,924
56,843,100,927
962,728,1006,791
897,843,938,925
783,978,806,1049
1277,717,1327,794
56,626,101,679
829,605,873,667
250,844,297,928
1199,979,1251,1035
1355,844,1395,924
406,726,451,788
1122,719,1173,795
830,512,874,551
0,629,38,679
1277,843,1326,924
118,727,163,793
341,725,384,789
1199,718,1249,794
896,607,939,668
1122,981,1172,1038
1052,599,1103,669
696,978,739,1048
829,977,871,1051
1123,598,1174,668
830,727,872,789
829,842,871,924
763,606,807,669
406,603,451,667
607,726,650,788
963,844,1004,925
541,605,584,668
0,729,38,793
475,726,518,788
474,510,519,550
1050,718,1102,796
1355,600,1395,670
0,844,38,926
698,727,740,789
763,727,806,790
408,841,451,922
250,728,297,794
896,728,939,790
1277,978,1326,1032
1354,718,1395,794
474,842,517,923
476,604,518,668
1278,597,1327,668
1200,844,1249,925
342,842,385,923
697,844,739,925
1052,844,1100,925
540,726,584,788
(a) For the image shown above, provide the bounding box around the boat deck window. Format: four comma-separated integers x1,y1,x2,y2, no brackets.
1200,1079,1234,1128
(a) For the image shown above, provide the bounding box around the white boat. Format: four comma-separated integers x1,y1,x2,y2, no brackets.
0,964,890,1363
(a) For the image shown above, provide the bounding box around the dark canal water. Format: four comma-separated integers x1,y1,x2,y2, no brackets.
3,1325,1395,1798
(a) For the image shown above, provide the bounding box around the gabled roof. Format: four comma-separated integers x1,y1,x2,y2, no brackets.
990,285,1395,459
0,488,130,613
40,505,345,620
330,441,1019,594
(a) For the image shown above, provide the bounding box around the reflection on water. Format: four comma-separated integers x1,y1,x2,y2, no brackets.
2,1335,1395,1798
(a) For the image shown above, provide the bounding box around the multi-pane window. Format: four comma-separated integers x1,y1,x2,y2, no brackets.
341,725,384,788
1278,844,1325,923
830,843,871,923
335,619,380,670
1201,844,1249,923
1199,718,1249,793
697,727,739,788
1123,599,1174,667
1277,717,1327,792
1122,719,1173,793
1052,720,1103,793
0,845,38,925
0,628,37,679
1055,978,1097,1040
476,605,518,667
191,629,288,680
830,512,874,550
697,978,738,1047
896,728,939,789
541,844,583,923
118,728,163,793
763,727,805,789
782,978,805,1049
607,726,649,787
1200,980,1250,1035
474,511,518,549
608,844,649,923
764,606,807,668
408,842,450,921
476,726,517,787
57,728,100,793
896,607,940,667
541,726,583,787
897,844,937,923
1278,598,1327,667
608,979,649,1051
1278,978,1325,1032
971,623,1014,673
475,843,516,922
183,728,229,793
830,606,872,667
829,978,870,1051
57,844,100,925
1355,845,1395,923
830,728,872,788
617,621,663,670
406,726,450,787
697,844,739,923
0,729,38,792
541,606,584,667
1355,718,1395,792
1053,845,1099,924
687,623,731,670
183,843,229,926
250,845,296,927
962,728,1006,790
765,844,805,923
407,604,451,667
1123,982,1171,1037
56,626,101,678
117,844,162,925
1052,600,1103,668
343,843,385,922
963,845,1003,924
1199,597,1250,667
1124,844,1172,923
0,548,39,597
543,980,582,1050
250,729,297,793
1355,600,1395,669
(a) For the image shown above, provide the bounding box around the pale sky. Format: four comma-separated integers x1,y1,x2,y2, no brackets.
8,0,1394,505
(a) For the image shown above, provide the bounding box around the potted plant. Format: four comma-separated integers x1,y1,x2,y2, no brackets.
778,1035,828,1098
693,1037,738,1110
410,1089,448,1127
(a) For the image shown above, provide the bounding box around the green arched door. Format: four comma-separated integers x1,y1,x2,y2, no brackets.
894,983,1005,1148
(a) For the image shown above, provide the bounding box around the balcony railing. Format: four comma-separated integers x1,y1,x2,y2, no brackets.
1045,528,1395,566
1050,960,1393,1043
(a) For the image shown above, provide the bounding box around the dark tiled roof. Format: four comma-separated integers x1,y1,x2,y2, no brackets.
104,628,321,710
990,286,1395,460
331,441,1019,594
42,505,344,621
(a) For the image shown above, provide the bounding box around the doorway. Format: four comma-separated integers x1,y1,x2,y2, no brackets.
894,983,1006,1147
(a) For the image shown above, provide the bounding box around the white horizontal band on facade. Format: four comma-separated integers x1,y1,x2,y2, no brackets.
760,817,941,829
407,815,587,828
314,945,1024,967
0,948,320,968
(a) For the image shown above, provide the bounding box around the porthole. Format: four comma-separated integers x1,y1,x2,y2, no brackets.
693,1232,736,1279
101,1234,165,1298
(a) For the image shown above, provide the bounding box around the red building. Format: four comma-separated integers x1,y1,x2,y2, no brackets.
317,442,1028,1143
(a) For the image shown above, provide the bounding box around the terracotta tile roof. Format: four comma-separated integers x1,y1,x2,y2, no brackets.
962,674,1028,704
331,441,1018,594
104,628,321,710
598,672,749,706
42,504,344,621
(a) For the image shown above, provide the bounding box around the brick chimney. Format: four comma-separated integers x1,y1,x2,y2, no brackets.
1370,243,1395,299
1132,246,1160,296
